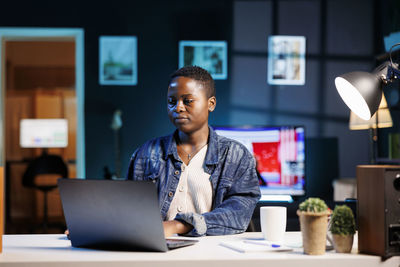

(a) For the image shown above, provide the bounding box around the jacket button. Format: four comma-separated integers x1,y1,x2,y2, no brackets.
174,170,180,175
168,191,174,197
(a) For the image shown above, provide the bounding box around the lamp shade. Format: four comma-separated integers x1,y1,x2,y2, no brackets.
349,93,393,130
335,71,383,120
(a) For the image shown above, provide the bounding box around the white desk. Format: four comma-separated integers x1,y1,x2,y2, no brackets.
0,232,399,267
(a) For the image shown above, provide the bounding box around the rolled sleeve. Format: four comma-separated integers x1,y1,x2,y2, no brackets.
203,153,261,235
175,212,207,236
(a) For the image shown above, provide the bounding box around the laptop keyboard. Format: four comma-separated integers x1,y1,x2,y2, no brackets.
166,238,198,249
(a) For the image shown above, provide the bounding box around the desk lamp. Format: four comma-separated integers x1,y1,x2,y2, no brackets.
335,43,400,120
349,94,393,163
335,44,400,258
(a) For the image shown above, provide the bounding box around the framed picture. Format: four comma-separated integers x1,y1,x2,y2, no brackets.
267,36,306,85
179,41,228,80
99,36,137,85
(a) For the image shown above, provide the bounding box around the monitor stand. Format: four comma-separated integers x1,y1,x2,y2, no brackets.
259,195,293,203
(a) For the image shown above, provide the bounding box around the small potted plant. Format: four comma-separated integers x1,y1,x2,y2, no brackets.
329,205,356,253
297,197,331,255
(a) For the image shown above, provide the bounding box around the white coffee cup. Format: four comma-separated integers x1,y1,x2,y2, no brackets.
260,206,287,243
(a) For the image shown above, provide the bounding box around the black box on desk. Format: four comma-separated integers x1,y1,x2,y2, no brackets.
357,165,400,258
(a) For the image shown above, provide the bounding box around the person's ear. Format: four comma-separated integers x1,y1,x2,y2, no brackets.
208,96,216,112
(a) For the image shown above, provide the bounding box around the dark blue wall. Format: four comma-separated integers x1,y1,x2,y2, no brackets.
0,1,233,178
83,1,233,178
0,0,391,179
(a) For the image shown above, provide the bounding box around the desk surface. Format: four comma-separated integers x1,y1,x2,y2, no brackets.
0,232,399,267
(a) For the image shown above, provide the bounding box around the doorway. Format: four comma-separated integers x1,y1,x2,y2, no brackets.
0,28,85,233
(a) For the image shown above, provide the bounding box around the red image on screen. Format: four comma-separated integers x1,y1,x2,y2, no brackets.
252,142,280,183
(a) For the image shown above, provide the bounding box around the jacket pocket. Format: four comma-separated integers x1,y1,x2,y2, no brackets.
143,157,164,182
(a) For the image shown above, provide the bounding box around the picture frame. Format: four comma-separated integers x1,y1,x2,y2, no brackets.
99,36,138,86
267,36,306,85
179,41,228,80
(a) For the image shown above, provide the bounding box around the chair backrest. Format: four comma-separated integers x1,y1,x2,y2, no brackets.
23,154,68,188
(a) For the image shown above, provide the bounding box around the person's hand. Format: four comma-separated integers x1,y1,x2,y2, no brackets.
163,221,176,237
162,220,193,238
64,229,70,239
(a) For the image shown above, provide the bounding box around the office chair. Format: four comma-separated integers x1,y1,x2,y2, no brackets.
22,153,68,233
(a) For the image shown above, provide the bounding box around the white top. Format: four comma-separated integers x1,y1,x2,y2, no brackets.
166,145,212,220
1,232,399,267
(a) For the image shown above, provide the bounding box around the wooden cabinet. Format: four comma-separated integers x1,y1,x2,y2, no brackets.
357,165,400,258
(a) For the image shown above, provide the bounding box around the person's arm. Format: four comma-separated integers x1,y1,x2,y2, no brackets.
175,153,261,236
126,148,141,180
162,220,193,237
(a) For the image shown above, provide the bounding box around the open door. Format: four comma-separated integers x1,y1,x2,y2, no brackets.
0,28,85,233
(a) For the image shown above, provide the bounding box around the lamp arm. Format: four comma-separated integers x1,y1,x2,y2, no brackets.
385,42,400,82
386,65,400,82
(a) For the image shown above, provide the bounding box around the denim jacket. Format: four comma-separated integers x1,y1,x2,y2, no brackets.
126,127,261,236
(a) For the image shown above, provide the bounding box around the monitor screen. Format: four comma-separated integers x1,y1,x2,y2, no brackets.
214,126,305,197
20,119,68,148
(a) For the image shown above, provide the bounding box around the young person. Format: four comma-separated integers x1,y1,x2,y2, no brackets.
126,66,260,237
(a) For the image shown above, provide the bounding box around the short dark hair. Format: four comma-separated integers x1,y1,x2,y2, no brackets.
169,66,215,98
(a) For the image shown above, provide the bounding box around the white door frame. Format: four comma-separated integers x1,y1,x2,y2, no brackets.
0,28,85,178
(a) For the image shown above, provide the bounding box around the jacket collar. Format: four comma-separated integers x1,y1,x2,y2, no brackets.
165,126,219,166
204,127,219,166
165,131,180,161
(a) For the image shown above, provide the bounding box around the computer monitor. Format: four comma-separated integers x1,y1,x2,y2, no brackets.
214,126,305,200
20,119,68,148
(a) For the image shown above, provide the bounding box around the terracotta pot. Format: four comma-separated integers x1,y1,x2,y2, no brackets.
297,210,330,255
332,234,354,253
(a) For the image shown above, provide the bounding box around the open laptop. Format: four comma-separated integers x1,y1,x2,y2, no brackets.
58,179,198,252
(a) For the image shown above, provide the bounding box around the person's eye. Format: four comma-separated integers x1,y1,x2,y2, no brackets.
167,98,176,106
183,99,194,105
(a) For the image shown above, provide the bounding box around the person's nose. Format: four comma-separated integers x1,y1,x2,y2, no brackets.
175,100,185,112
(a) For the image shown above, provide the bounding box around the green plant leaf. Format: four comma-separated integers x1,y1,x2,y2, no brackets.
329,205,356,235
298,197,328,213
